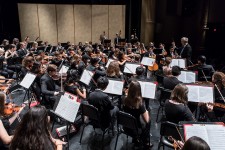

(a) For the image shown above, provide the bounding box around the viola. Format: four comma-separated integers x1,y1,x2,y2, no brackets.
4,103,22,116
168,136,183,150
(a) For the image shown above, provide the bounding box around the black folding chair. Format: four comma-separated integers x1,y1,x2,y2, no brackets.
156,88,172,122
79,103,111,150
158,121,183,150
114,111,151,150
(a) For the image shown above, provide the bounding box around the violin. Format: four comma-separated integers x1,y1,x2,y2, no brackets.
168,136,183,150
4,103,22,116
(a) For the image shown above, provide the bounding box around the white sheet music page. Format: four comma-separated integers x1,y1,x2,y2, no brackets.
103,79,124,95
55,95,80,123
124,63,140,74
184,124,209,144
79,69,94,85
178,59,186,68
141,57,155,66
186,85,199,102
178,71,186,83
106,59,115,68
170,59,179,67
206,124,225,150
186,71,196,83
138,81,156,99
59,65,69,74
185,124,225,150
19,73,36,89
198,86,214,103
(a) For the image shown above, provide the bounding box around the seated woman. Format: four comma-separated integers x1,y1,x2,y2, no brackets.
106,61,123,79
64,76,86,100
0,92,23,149
123,80,153,149
162,57,172,76
165,84,196,124
10,105,65,150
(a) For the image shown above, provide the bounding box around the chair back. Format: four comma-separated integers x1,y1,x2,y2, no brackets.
81,103,99,121
160,121,182,141
117,111,139,134
155,71,164,86
160,88,172,105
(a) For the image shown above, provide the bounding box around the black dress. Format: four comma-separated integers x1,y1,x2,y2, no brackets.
165,100,195,124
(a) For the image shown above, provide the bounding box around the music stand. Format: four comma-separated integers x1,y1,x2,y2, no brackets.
103,39,111,47
20,73,37,108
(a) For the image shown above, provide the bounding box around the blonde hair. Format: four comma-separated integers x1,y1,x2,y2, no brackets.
106,61,120,77
213,72,225,87
171,84,188,104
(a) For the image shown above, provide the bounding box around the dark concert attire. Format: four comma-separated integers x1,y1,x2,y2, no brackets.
17,48,28,59
0,56,14,78
123,103,150,144
87,89,116,129
179,43,192,66
197,64,215,81
163,76,182,90
165,100,195,124
40,73,60,108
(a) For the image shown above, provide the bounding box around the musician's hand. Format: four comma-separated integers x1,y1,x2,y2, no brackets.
54,91,59,96
177,141,184,149
206,103,214,112
53,139,67,146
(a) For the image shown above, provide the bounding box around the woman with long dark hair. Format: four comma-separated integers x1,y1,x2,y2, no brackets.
123,80,152,149
10,105,65,150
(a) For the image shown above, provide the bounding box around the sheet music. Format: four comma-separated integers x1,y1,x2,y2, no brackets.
54,95,80,123
171,59,186,68
59,65,69,74
138,81,156,99
79,69,94,85
185,124,209,144
124,63,140,74
187,85,214,103
106,59,115,68
103,79,124,95
19,73,36,89
141,57,155,66
178,59,186,68
199,86,214,103
178,71,196,83
184,124,225,150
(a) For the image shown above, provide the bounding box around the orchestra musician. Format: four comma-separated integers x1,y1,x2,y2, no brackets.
86,57,106,88
144,46,157,78
5,44,21,72
40,64,61,109
117,51,131,72
87,76,118,129
162,57,172,76
123,80,153,149
114,33,121,46
64,75,86,100
163,66,182,90
77,54,90,76
0,92,24,148
17,42,29,59
10,105,66,150
0,48,14,78
100,31,107,44
165,84,196,124
106,61,123,79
